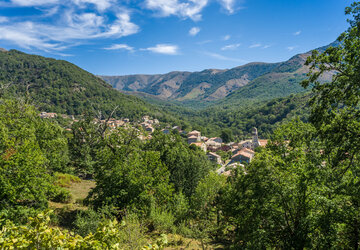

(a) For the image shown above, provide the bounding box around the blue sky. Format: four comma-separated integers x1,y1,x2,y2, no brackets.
0,0,353,75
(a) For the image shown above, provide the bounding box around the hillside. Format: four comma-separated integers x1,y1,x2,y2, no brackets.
100,43,337,106
100,62,280,102
157,92,311,139
216,46,336,107
0,49,166,119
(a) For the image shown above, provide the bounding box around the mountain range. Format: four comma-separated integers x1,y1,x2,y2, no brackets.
0,42,338,137
100,43,336,107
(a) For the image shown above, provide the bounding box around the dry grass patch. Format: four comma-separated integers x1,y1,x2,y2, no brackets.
49,178,95,210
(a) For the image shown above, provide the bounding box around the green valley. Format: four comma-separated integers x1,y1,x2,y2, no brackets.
1,1,360,249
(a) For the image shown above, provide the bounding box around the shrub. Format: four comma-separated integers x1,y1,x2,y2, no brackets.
48,186,72,203
149,206,176,233
74,209,102,236
0,210,168,249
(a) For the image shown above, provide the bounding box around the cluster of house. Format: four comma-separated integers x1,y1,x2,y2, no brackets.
186,128,268,176
40,112,77,121
161,125,186,135
40,111,267,176
139,116,159,134
93,117,130,129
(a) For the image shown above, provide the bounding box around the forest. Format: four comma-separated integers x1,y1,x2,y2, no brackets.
0,2,360,249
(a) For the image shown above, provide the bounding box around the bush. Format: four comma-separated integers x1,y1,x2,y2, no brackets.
149,206,176,233
0,210,168,249
74,209,102,236
48,186,72,203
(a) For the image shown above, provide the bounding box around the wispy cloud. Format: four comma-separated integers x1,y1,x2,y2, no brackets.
144,0,209,21
249,43,261,48
293,30,301,36
0,9,139,52
221,43,241,50
2,0,244,55
104,44,134,51
11,0,113,10
143,44,179,55
262,44,271,49
143,0,243,21
189,27,200,36
0,16,9,23
218,0,237,14
223,35,231,41
73,0,113,11
11,0,59,6
287,46,297,51
197,40,212,45
203,51,247,63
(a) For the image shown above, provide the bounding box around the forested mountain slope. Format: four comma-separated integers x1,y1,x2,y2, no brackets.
100,43,337,105
100,62,280,102
0,49,167,119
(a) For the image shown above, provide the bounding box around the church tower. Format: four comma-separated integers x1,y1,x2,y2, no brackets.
252,127,260,149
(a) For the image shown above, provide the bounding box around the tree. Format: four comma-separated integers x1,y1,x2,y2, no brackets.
87,128,174,216
221,2,360,248
302,2,360,248
144,131,213,198
191,172,226,246
68,116,106,176
0,100,69,222
220,129,233,143
221,120,330,248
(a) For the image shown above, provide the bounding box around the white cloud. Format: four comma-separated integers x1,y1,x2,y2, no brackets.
0,24,63,51
218,0,236,14
189,27,200,36
41,6,59,17
143,0,243,20
144,0,208,21
223,35,231,40
203,51,247,63
98,13,140,38
221,43,241,50
11,0,59,6
0,11,139,52
11,0,113,10
293,30,301,36
262,44,271,49
0,16,9,23
104,44,134,51
2,0,243,54
249,43,261,48
197,40,212,45
287,46,297,51
73,0,113,11
143,44,179,55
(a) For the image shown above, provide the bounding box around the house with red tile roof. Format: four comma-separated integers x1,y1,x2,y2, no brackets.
231,148,255,164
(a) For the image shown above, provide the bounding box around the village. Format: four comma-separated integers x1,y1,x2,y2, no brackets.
185,127,268,176
40,112,268,176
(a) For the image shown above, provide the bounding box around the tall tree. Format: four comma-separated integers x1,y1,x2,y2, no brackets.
87,128,174,216
302,2,360,248
144,131,213,198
